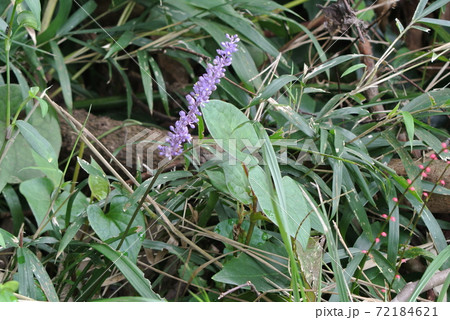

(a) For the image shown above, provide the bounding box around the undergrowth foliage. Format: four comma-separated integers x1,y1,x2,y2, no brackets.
0,0,449,302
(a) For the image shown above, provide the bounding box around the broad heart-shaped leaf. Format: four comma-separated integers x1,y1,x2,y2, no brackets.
88,173,110,201
248,166,310,249
0,84,61,190
87,192,145,262
212,240,290,292
202,100,259,166
19,177,88,234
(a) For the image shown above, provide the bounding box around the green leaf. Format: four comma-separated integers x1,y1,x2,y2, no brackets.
371,250,406,292
404,247,435,260
109,58,133,118
0,280,19,302
16,120,57,165
37,0,72,42
57,213,86,258
56,0,97,36
253,123,302,300
341,168,373,242
249,167,311,249
395,18,404,33
94,296,163,302
249,75,297,107
212,240,290,292
19,178,86,234
19,177,54,233
124,171,192,210
414,126,444,157
415,0,450,21
437,272,450,302
17,10,39,30
0,85,61,186
2,281,19,292
50,41,73,112
214,219,271,250
0,228,19,249
2,185,24,235
211,5,279,58
412,0,429,21
402,88,450,113
419,17,450,27
402,189,449,269
87,193,145,262
341,63,366,78
272,104,315,137
202,100,259,165
104,30,134,59
148,56,169,115
221,162,252,204
330,158,343,218
408,245,450,301
304,55,363,82
88,174,110,201
0,232,5,248
77,157,105,177
137,51,153,114
24,0,41,30
401,111,415,152
91,243,164,300
205,168,229,194
17,247,59,301
29,150,63,187
35,97,48,117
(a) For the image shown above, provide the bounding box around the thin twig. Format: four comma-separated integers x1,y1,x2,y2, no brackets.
218,281,261,300
392,268,450,302
224,76,257,96
162,45,211,61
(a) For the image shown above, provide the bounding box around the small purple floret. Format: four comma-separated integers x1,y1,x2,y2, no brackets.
158,34,240,159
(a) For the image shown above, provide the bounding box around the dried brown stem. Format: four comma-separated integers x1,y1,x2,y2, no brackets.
392,268,450,302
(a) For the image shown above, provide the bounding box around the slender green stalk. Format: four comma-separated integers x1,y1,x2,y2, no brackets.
245,214,256,246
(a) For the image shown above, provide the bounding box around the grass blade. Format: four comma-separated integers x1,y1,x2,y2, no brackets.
91,243,164,300
408,245,450,301
148,56,169,115
2,185,23,235
109,58,133,118
50,41,73,112
17,247,59,301
137,50,153,114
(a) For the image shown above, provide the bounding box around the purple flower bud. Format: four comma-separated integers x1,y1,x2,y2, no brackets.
159,34,240,159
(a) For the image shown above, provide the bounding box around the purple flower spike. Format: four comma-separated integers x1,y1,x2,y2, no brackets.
159,34,240,159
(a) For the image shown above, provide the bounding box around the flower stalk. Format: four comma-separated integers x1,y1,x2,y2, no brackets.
159,34,240,159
